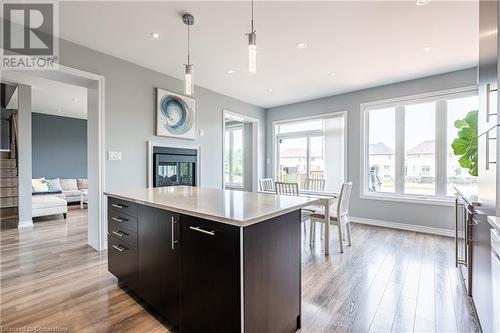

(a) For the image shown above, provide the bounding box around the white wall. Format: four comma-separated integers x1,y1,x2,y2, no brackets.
17,84,32,227
58,39,266,192
266,68,477,231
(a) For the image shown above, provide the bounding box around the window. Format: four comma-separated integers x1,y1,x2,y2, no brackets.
224,125,244,187
368,107,395,193
275,113,346,193
363,88,478,202
446,95,479,195
404,102,436,195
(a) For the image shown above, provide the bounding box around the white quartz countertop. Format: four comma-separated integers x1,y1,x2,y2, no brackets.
105,186,319,227
488,216,500,232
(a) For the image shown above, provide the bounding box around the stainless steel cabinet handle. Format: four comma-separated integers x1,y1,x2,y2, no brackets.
112,244,125,252
171,216,179,250
111,216,127,223
189,226,215,236
112,230,125,238
112,203,127,209
486,83,498,122
486,130,490,170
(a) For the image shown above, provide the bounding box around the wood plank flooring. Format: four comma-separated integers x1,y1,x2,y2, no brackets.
1,208,480,332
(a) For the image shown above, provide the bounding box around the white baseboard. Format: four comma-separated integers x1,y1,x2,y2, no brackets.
350,216,455,237
18,219,34,228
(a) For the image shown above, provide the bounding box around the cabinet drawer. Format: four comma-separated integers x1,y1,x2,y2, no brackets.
108,210,137,233
108,234,137,286
108,220,137,247
108,197,137,217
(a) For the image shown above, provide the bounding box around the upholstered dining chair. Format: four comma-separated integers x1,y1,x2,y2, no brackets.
259,178,275,192
309,182,353,253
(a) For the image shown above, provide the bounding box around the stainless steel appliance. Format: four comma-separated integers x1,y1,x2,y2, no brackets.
491,225,500,333
455,191,474,296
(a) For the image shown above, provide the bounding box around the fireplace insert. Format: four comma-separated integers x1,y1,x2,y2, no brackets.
153,147,197,187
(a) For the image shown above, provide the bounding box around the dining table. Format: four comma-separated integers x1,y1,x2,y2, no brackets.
259,189,338,255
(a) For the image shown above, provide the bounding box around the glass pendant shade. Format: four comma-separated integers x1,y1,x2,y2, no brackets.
248,31,256,73
184,64,193,96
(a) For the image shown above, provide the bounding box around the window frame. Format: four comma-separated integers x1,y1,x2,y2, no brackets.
224,123,245,189
272,111,348,194
360,86,478,206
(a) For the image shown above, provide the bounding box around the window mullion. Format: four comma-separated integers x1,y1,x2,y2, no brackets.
395,106,405,194
229,130,234,184
436,100,447,197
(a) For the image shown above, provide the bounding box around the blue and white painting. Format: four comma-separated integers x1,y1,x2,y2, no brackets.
156,88,196,139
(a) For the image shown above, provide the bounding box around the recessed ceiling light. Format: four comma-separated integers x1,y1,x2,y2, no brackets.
267,88,273,93
423,47,432,52
227,70,236,74
57,109,62,112
150,32,160,39
296,43,308,50
330,72,336,77
72,98,78,102
416,0,431,6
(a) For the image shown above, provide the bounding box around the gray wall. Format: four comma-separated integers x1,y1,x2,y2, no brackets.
58,39,266,192
32,113,87,179
266,68,477,231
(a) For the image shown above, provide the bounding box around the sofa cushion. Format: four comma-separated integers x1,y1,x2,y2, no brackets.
62,189,83,197
32,178,48,193
77,178,88,190
32,195,67,209
46,178,63,192
60,179,78,191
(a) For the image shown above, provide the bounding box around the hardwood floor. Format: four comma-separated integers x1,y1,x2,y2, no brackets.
1,208,479,332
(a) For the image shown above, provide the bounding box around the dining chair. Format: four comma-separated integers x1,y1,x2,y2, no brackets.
309,182,353,253
259,178,275,192
309,170,324,179
275,181,312,231
275,182,300,196
304,178,325,192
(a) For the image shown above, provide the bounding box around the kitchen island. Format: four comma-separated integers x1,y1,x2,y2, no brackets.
104,186,318,333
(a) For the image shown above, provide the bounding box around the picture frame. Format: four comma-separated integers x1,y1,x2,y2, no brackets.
156,88,196,140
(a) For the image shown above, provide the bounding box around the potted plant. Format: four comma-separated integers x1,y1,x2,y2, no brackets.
451,110,478,176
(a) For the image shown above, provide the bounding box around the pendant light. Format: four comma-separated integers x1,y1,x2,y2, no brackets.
183,14,194,96
246,0,256,73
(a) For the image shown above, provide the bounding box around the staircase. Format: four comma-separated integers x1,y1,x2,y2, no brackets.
0,151,18,229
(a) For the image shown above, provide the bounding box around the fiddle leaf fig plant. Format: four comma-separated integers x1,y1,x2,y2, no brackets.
451,110,478,176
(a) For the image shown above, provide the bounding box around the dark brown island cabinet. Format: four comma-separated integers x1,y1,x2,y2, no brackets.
105,188,317,333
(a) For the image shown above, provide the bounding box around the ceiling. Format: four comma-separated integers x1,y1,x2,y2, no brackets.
2,71,87,119
58,1,478,108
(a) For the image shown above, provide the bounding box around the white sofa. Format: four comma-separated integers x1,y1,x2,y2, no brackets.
31,178,87,219
59,179,87,203
32,195,67,219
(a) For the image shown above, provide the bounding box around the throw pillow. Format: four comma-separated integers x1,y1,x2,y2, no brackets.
32,178,49,193
46,178,63,192
77,178,88,190
60,179,78,191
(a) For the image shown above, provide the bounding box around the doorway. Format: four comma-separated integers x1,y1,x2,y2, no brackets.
222,110,259,192
1,66,105,251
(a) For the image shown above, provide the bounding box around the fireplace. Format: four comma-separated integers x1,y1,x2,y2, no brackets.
153,146,197,188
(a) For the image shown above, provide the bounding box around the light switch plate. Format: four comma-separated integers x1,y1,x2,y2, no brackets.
108,151,122,161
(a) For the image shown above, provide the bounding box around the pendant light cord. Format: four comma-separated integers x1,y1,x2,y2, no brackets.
251,0,254,32
187,24,190,65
